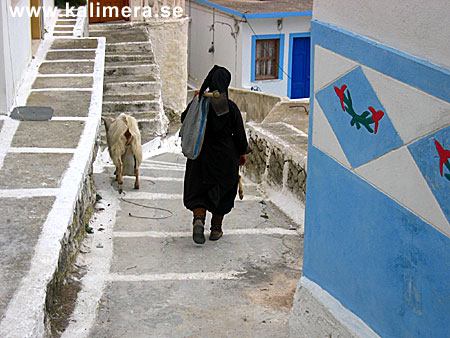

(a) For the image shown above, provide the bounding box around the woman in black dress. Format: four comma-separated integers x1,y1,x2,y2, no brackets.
181,65,249,244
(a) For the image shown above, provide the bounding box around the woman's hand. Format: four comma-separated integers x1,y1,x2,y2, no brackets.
239,155,247,166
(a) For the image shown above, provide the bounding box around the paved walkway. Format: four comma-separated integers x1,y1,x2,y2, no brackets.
64,152,303,337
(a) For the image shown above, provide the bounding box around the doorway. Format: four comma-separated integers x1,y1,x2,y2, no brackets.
30,0,43,57
288,34,311,99
89,0,130,23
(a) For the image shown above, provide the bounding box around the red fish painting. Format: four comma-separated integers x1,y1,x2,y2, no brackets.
435,140,450,177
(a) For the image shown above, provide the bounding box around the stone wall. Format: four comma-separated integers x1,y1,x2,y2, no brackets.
44,143,98,336
229,88,286,122
144,18,189,120
244,125,308,203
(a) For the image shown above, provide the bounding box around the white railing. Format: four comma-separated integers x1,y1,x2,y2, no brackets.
129,0,186,22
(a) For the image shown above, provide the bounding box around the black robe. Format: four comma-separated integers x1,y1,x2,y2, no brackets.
181,99,248,214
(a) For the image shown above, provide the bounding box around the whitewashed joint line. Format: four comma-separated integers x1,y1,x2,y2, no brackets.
40,59,95,63
51,117,88,121
104,64,155,68
36,73,94,77
144,159,186,167
105,81,159,86
49,48,96,52
113,228,299,238
127,175,183,182
35,74,94,78
139,165,185,171
31,88,92,92
106,163,185,171
8,147,76,154
107,41,150,46
122,192,262,202
0,188,60,198
107,271,243,282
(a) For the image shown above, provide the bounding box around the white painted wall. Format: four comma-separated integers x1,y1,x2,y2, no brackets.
0,0,33,113
43,0,56,31
187,1,242,88
0,6,6,114
241,16,311,97
313,0,450,70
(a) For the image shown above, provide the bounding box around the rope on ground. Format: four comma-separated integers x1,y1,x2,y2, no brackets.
120,191,174,220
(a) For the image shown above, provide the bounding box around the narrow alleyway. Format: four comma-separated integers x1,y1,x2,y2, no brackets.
64,151,303,337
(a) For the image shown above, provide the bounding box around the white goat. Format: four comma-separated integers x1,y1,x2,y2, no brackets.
102,113,142,194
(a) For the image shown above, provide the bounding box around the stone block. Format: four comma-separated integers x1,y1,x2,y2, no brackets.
51,39,98,50
32,76,93,89
0,153,73,189
11,121,85,148
46,50,96,60
39,62,94,75
27,91,92,117
0,197,55,320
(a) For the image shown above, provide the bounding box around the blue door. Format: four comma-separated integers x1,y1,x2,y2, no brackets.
290,37,311,99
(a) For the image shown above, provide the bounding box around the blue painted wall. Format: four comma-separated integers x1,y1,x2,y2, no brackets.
304,146,450,337
408,126,450,224
303,19,450,338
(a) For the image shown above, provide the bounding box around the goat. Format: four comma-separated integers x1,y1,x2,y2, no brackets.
102,113,142,194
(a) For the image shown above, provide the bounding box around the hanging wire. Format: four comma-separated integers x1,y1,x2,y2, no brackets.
187,3,293,81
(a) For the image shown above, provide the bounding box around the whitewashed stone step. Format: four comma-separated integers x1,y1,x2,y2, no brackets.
105,56,154,63
103,81,161,95
106,42,152,53
102,93,158,102
102,100,161,113
104,64,158,77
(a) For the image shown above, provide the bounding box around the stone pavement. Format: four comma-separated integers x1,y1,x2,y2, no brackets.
63,152,303,337
0,12,105,336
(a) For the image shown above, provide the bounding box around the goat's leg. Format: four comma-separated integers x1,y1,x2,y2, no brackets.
134,167,140,190
118,161,123,194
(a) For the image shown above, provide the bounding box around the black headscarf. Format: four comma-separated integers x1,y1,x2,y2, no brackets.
198,65,231,99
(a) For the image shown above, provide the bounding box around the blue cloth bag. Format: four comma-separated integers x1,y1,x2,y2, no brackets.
180,96,210,160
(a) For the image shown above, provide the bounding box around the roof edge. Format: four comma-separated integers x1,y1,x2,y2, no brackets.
192,0,312,19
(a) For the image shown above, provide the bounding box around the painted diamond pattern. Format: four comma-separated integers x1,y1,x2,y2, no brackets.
408,126,450,224
315,66,403,168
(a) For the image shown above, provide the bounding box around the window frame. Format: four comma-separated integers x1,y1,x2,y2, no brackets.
251,34,285,82
254,38,279,80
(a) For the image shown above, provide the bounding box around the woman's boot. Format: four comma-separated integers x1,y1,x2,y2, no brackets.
192,208,206,244
210,214,224,241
